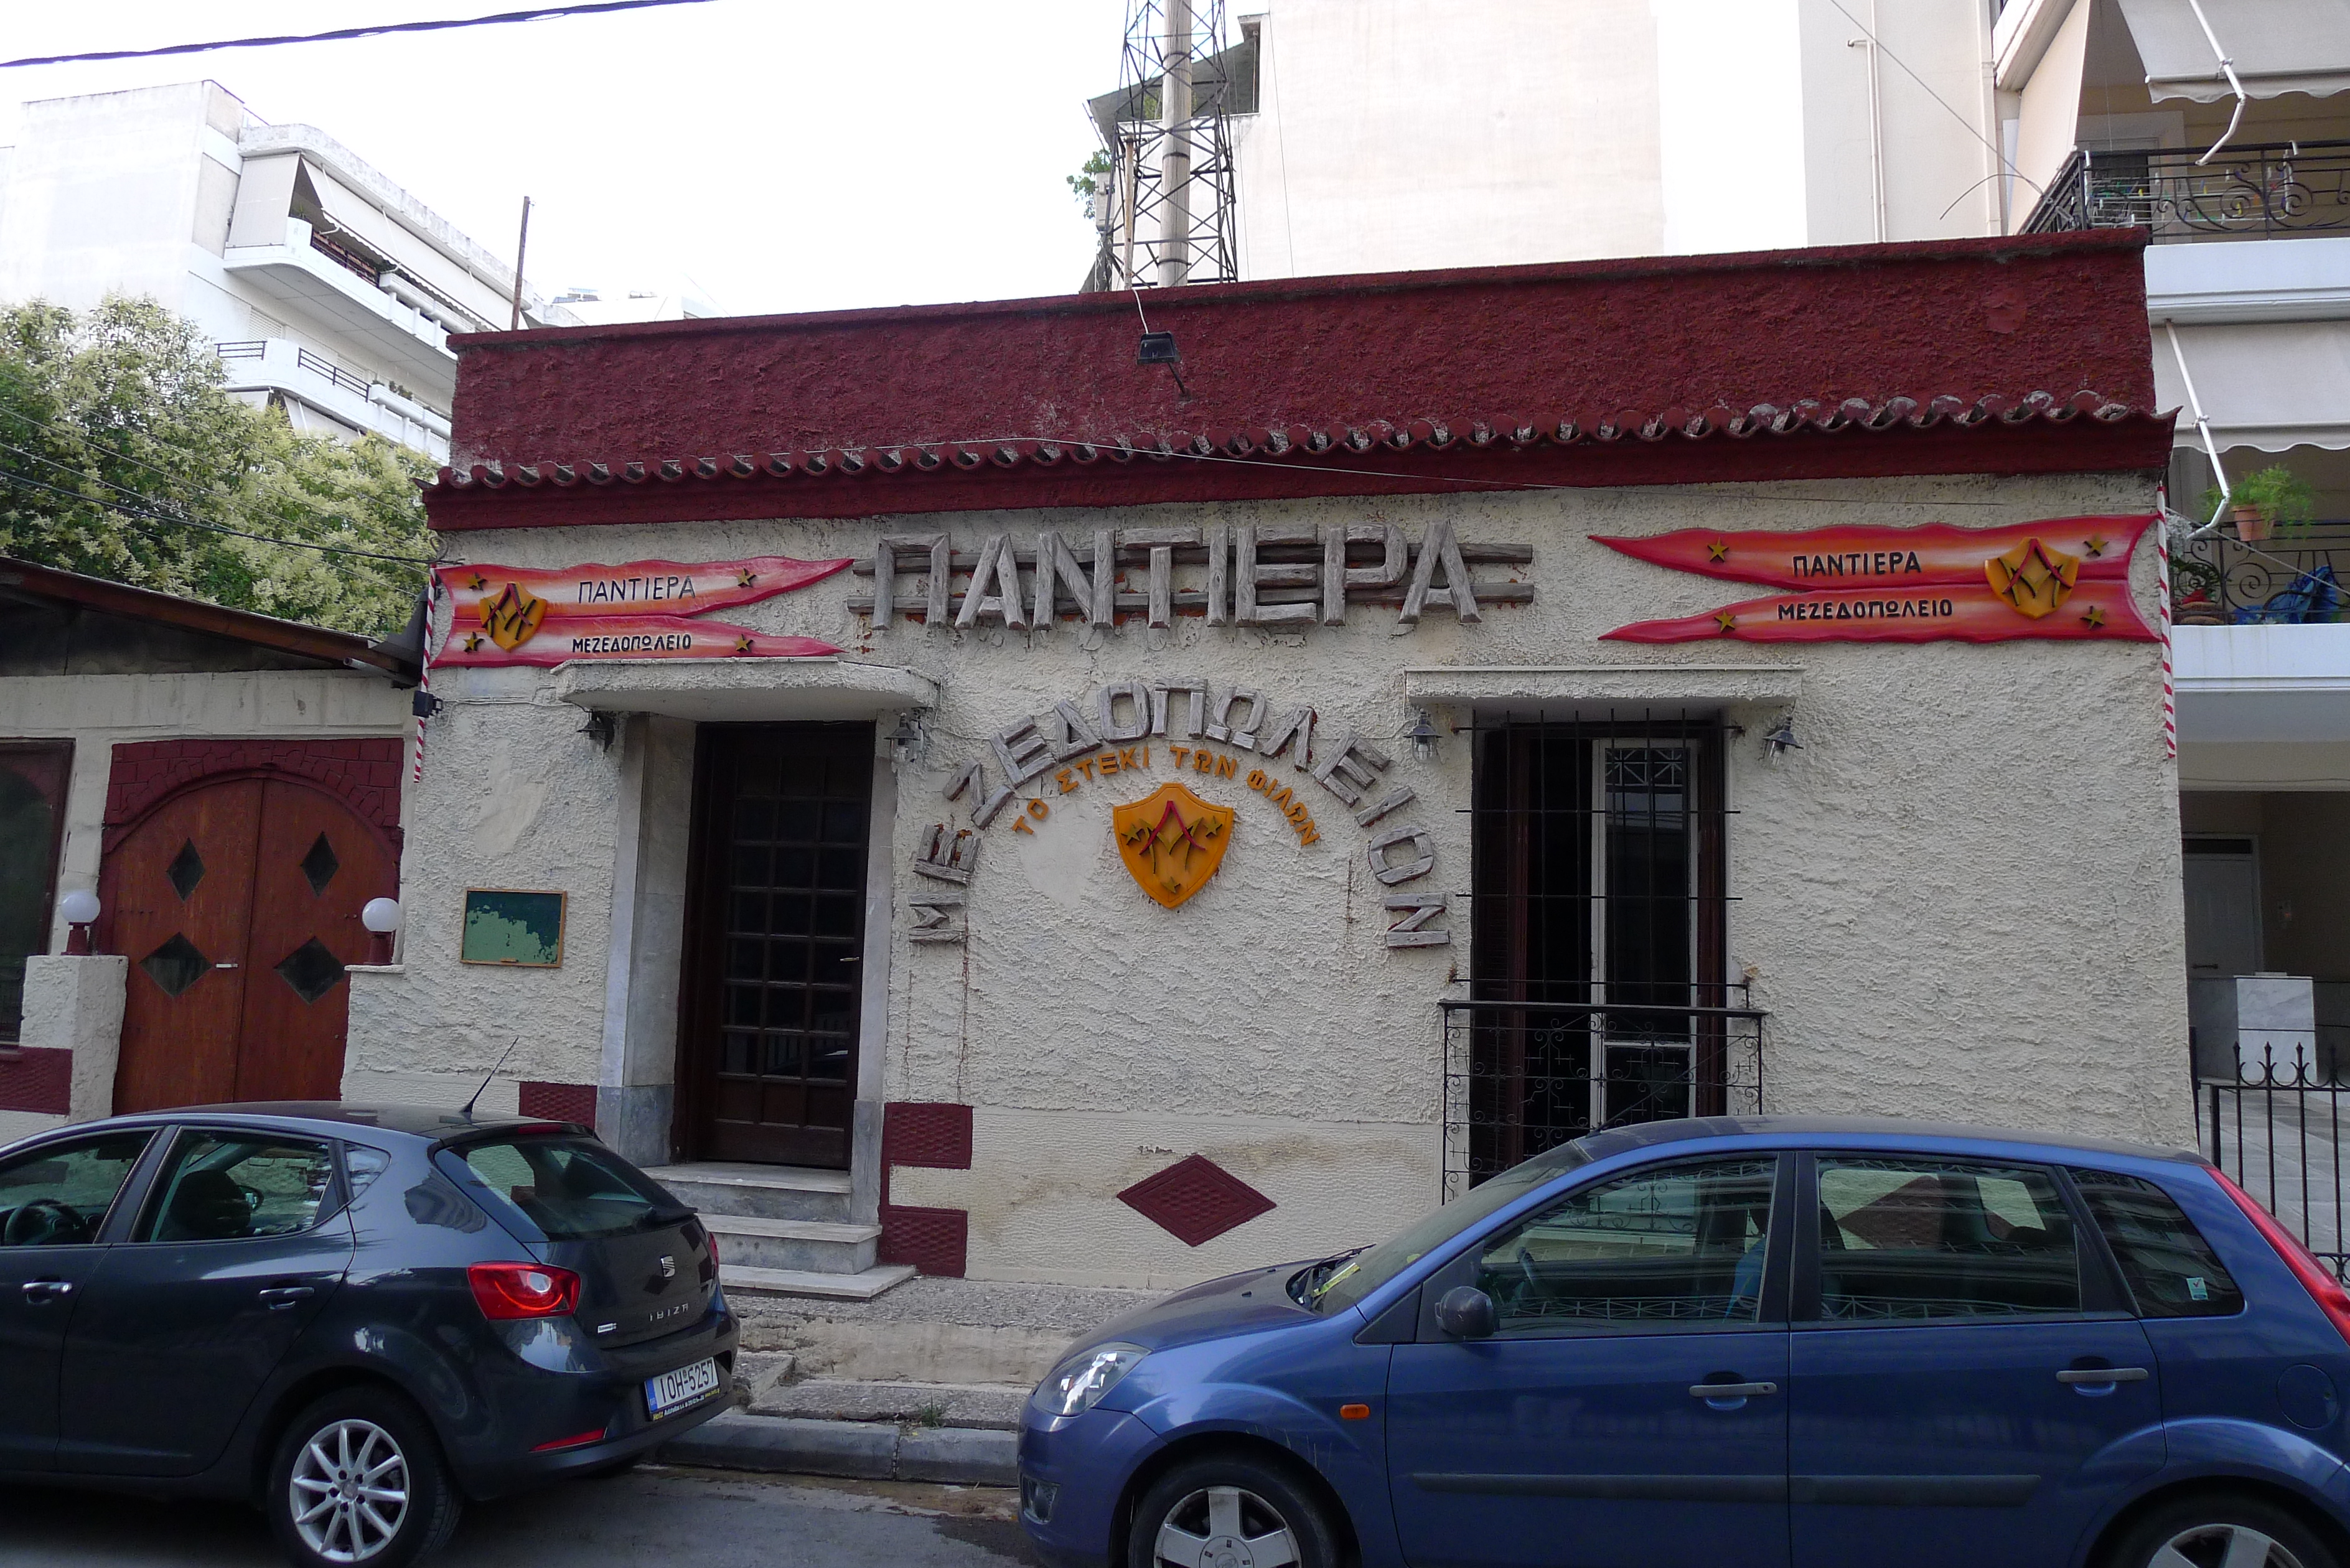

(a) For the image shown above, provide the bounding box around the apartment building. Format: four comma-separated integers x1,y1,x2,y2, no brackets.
0,81,579,462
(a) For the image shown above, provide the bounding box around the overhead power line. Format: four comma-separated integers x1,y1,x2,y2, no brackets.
0,0,719,70
0,468,433,567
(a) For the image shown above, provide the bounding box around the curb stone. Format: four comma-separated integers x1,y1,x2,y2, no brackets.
658,1410,1019,1486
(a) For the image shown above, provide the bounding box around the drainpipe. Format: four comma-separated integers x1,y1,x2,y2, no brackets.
2183,0,2248,165
2162,319,2232,535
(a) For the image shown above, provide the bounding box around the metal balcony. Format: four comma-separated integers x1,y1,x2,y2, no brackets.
2025,141,2350,242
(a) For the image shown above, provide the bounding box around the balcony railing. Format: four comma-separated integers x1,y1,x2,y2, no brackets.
2024,141,2350,242
2202,1047,2350,1280
2173,532,2350,623
1439,993,1766,1200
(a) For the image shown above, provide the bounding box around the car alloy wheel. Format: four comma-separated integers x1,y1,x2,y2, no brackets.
2147,1523,2307,1568
289,1417,411,1564
1151,1484,1301,1568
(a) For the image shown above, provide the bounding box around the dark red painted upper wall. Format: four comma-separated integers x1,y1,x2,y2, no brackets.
428,231,2169,528
448,231,2155,465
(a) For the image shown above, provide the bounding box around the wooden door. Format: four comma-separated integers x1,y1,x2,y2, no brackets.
233,782,396,1100
107,777,394,1112
679,724,873,1167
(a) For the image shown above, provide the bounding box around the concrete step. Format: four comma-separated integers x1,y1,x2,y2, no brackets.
706,1213,881,1274
643,1161,853,1225
752,1378,1031,1432
721,1261,916,1302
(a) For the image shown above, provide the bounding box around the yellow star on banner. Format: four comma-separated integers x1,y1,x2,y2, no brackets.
736,569,757,587
1714,611,1738,634
1706,540,1731,562
462,633,485,651
733,635,756,655
2082,535,2109,558
466,572,488,591
2081,605,2108,630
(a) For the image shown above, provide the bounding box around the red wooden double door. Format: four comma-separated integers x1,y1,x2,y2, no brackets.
103,775,395,1113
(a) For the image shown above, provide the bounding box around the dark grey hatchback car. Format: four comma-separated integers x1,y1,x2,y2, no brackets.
0,1104,737,1567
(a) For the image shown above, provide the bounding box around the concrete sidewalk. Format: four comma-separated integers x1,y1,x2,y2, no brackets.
660,1410,1019,1486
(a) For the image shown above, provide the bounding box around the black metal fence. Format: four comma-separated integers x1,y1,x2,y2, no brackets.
2199,1048,2350,1281
2025,141,2350,242
1439,995,1765,1201
2173,536,2350,624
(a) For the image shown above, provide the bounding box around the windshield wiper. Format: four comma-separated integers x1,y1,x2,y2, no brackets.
1288,1245,1370,1307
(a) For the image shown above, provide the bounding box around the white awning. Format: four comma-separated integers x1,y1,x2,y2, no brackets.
2155,319,2350,450
2115,0,2350,102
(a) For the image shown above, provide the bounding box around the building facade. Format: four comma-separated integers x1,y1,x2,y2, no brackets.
1997,0,2350,1104
0,81,582,460
345,231,2191,1294
0,563,415,1145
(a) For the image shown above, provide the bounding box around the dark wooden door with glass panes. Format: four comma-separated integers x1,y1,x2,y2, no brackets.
104,777,394,1111
680,724,872,1167
1469,723,1726,1180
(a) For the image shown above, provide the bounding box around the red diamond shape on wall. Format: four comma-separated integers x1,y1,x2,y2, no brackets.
1118,1154,1276,1248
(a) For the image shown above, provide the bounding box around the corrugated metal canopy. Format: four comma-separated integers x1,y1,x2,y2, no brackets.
2115,0,2350,101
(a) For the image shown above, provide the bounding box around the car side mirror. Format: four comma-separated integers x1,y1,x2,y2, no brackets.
1434,1285,1497,1340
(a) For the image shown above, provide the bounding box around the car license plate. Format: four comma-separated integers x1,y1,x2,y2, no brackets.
645,1357,721,1419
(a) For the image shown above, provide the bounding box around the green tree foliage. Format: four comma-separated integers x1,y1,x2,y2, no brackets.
0,296,434,638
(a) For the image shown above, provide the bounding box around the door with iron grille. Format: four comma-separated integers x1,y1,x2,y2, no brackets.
1468,720,1728,1180
679,724,872,1167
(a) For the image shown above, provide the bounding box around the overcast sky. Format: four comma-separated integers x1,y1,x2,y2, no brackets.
2,1,1122,317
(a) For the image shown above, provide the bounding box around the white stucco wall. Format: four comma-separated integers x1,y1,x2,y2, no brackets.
359,467,2186,1289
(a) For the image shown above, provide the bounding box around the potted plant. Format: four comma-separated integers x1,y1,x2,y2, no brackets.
2200,465,2317,544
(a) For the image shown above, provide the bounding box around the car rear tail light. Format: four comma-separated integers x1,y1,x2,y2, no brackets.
468,1261,580,1320
2211,1167,2350,1345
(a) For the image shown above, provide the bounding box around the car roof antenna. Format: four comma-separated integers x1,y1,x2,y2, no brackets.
461,1037,521,1118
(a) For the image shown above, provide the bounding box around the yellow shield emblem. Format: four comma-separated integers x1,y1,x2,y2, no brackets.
479,582,548,650
1113,782,1234,910
1983,538,2080,620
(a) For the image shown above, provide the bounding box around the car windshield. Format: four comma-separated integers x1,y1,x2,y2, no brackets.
1309,1139,1594,1315
440,1135,689,1242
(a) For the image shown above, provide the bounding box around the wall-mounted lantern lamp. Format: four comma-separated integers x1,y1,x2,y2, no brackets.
362,898,402,964
1409,710,1444,764
58,889,99,955
889,711,927,767
1764,717,1803,763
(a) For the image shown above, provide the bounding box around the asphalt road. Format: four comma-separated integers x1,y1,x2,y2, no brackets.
0,1465,1044,1567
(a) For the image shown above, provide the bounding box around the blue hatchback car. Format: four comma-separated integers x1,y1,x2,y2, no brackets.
1019,1116,2350,1568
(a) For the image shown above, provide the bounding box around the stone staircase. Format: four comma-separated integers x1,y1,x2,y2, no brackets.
642,1162,914,1301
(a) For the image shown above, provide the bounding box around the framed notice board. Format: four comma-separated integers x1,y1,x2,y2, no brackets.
460,889,566,967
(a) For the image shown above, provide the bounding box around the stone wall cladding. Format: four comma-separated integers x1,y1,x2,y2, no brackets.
0,1046,72,1114
877,1204,970,1278
1118,1154,1278,1247
104,737,405,851
880,1102,973,1276
366,466,2187,1287
882,1102,973,1169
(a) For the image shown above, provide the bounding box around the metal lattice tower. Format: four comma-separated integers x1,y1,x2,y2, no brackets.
1090,0,1242,290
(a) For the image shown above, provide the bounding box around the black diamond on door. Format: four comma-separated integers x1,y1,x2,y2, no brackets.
140,933,209,997
298,833,339,895
274,937,346,1003
166,841,205,900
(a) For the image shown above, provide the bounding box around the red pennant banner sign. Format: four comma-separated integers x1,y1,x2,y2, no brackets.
432,555,851,667
437,615,842,669
1594,515,2160,644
